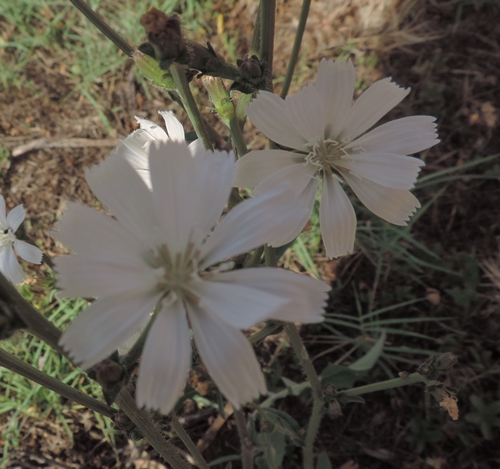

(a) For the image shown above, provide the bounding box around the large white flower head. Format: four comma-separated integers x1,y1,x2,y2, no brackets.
120,110,204,187
54,141,329,414
0,195,43,284
234,58,440,258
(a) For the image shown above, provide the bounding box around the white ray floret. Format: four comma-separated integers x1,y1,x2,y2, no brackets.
0,195,43,284
234,58,439,258
54,140,330,415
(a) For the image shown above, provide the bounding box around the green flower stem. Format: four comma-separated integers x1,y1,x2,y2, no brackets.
341,372,440,397
259,0,276,91
170,63,213,150
248,321,282,345
171,412,210,469
116,390,193,469
280,0,311,99
264,245,277,267
0,347,116,418
229,115,248,157
69,0,134,56
234,409,254,469
283,323,324,469
250,7,261,56
0,274,63,353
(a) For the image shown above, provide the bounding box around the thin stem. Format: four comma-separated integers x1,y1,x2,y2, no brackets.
248,321,282,345
171,412,210,469
229,115,248,157
69,0,134,56
115,389,192,469
250,7,261,56
259,0,276,91
170,63,213,150
280,0,311,99
0,348,116,418
0,274,63,353
341,372,438,397
283,323,324,469
234,409,254,469
264,245,277,267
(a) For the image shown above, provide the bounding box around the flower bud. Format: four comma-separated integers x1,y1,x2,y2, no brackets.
94,358,124,385
434,352,458,372
202,76,234,124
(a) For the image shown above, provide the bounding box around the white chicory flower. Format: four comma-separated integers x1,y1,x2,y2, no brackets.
120,110,204,188
234,58,439,258
54,140,330,414
0,195,43,284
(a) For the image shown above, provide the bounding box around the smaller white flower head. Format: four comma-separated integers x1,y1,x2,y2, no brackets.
0,195,43,284
120,110,204,187
54,141,329,415
234,58,440,259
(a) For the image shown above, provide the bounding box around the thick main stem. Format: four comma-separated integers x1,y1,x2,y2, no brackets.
284,323,323,469
234,409,254,469
170,64,213,150
116,390,192,469
280,0,311,99
171,412,210,469
0,348,116,418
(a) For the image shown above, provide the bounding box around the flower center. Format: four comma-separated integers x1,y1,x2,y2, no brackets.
306,138,348,176
0,228,15,252
153,243,201,305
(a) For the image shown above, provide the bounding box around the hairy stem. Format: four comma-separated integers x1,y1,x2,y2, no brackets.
0,348,116,418
116,390,192,469
69,0,134,56
171,412,210,469
280,0,311,99
259,0,276,91
229,115,248,157
170,64,213,150
234,409,254,469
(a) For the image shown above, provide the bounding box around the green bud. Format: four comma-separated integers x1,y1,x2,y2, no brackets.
132,50,176,90
202,76,234,125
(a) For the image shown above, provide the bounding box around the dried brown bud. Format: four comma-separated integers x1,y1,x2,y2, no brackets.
94,358,124,385
430,386,459,420
140,9,188,64
113,410,135,432
238,55,264,82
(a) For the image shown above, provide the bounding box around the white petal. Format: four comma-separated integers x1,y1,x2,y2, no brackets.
234,150,305,189
85,149,158,243
200,183,310,268
188,138,205,157
189,277,288,329
136,300,191,414
0,195,7,228
135,116,169,140
211,268,329,323
335,153,424,190
59,289,161,370
159,110,185,141
192,150,235,240
246,91,307,150
341,78,410,141
284,83,325,143
341,171,420,225
149,140,199,255
345,116,439,155
320,175,357,258
0,247,25,284
188,303,266,408
53,203,155,298
120,132,154,188
315,59,356,139
7,205,25,233
13,240,42,264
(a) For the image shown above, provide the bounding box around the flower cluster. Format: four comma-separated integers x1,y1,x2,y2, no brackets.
49,58,438,415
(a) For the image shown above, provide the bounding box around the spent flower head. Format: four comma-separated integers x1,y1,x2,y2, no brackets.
0,195,42,284
54,141,329,414
234,58,439,258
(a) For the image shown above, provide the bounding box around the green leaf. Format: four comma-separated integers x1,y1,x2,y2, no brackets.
320,364,360,389
349,331,386,372
316,451,332,469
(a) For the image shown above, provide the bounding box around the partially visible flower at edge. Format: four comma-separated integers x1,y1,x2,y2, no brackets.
53,140,330,415
120,110,204,188
234,58,440,259
0,195,43,284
